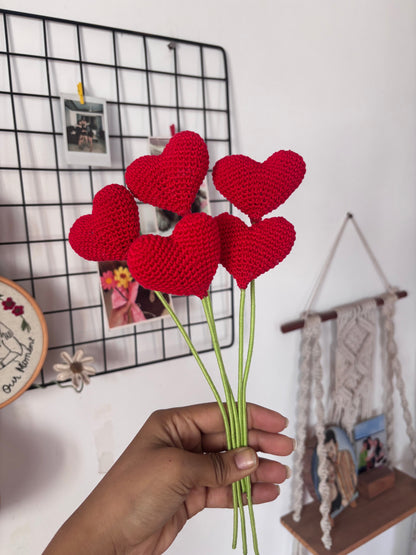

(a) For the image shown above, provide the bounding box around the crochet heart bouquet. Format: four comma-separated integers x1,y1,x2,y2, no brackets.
69,131,306,554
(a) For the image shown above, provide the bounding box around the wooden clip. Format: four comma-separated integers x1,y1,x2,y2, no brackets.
77,82,85,104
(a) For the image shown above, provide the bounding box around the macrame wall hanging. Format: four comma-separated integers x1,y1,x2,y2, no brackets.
281,213,416,551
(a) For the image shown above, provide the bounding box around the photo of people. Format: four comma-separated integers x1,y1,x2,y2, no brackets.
98,261,172,330
60,94,111,166
148,136,211,236
353,414,388,474
312,425,358,518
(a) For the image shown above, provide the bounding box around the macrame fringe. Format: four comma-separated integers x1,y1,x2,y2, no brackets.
292,315,332,550
381,292,416,468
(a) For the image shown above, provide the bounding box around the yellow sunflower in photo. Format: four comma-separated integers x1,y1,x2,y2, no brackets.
114,266,133,289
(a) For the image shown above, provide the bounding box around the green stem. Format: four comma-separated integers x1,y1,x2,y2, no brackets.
238,289,248,496
242,280,256,445
156,292,239,548
154,292,230,441
202,295,240,448
202,294,247,551
245,479,259,555
238,288,246,441
235,480,248,555
242,280,258,554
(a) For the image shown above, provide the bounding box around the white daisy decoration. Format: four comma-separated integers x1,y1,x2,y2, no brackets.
53,349,96,392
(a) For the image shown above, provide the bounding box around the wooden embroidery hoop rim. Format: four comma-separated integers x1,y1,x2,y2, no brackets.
0,276,48,409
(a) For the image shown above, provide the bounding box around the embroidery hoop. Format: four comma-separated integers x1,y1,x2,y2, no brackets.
0,276,48,408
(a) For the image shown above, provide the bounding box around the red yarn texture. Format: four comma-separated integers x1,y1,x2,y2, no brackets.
212,150,306,223
69,184,140,261
215,213,296,290
127,212,220,299
125,131,209,217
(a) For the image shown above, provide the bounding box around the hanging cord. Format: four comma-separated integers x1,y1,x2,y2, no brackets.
303,213,351,315
349,215,393,293
303,213,393,316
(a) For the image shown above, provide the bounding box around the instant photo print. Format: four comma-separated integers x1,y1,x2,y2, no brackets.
61,93,111,166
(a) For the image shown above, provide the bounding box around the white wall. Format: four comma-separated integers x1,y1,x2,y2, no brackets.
1,1,416,554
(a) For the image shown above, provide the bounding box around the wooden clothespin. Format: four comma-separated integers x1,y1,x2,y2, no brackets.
77,82,85,105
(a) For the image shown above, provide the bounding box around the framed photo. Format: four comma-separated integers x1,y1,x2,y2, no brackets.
98,261,173,331
60,93,111,167
149,136,211,236
311,425,358,518
353,414,388,474
0,276,48,408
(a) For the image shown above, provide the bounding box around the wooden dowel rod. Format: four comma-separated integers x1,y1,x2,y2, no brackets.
280,290,408,334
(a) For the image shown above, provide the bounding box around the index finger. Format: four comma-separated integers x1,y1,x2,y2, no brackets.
168,402,288,436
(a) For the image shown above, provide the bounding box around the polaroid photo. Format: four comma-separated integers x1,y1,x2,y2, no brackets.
353,414,388,474
60,93,111,167
148,136,211,236
98,261,172,331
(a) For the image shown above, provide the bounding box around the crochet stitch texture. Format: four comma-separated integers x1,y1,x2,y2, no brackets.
215,213,296,289
127,212,220,299
212,150,306,223
69,184,140,261
125,130,209,216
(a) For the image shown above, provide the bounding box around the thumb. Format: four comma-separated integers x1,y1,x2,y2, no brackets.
188,447,258,488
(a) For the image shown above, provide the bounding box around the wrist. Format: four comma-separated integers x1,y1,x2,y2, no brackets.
44,502,115,555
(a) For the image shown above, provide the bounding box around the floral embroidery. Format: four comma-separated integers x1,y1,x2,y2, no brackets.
2,297,15,310
12,305,24,316
1,294,30,332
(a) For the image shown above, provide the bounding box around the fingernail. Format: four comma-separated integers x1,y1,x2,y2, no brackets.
285,465,292,479
284,417,289,429
234,448,257,471
292,438,297,451
276,485,281,496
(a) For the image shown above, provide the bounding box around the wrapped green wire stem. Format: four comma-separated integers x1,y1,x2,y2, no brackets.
155,288,259,554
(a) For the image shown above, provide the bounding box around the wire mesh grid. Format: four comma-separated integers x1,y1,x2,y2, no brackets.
0,9,234,388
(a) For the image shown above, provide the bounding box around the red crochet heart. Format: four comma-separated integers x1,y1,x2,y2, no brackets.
212,150,306,222
215,212,296,289
127,212,220,299
125,131,209,216
69,184,140,261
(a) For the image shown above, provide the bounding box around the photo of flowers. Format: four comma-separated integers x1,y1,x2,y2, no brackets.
98,261,172,330
149,136,211,236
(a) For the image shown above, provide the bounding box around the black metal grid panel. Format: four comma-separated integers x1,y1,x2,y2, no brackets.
0,9,234,387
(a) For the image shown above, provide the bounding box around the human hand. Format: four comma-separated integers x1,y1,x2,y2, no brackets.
44,402,294,555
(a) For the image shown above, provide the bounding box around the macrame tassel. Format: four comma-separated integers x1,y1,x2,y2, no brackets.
381,292,416,469
292,316,316,522
310,316,332,550
292,315,332,549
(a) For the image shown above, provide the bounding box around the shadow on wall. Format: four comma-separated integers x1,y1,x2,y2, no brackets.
0,404,73,510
